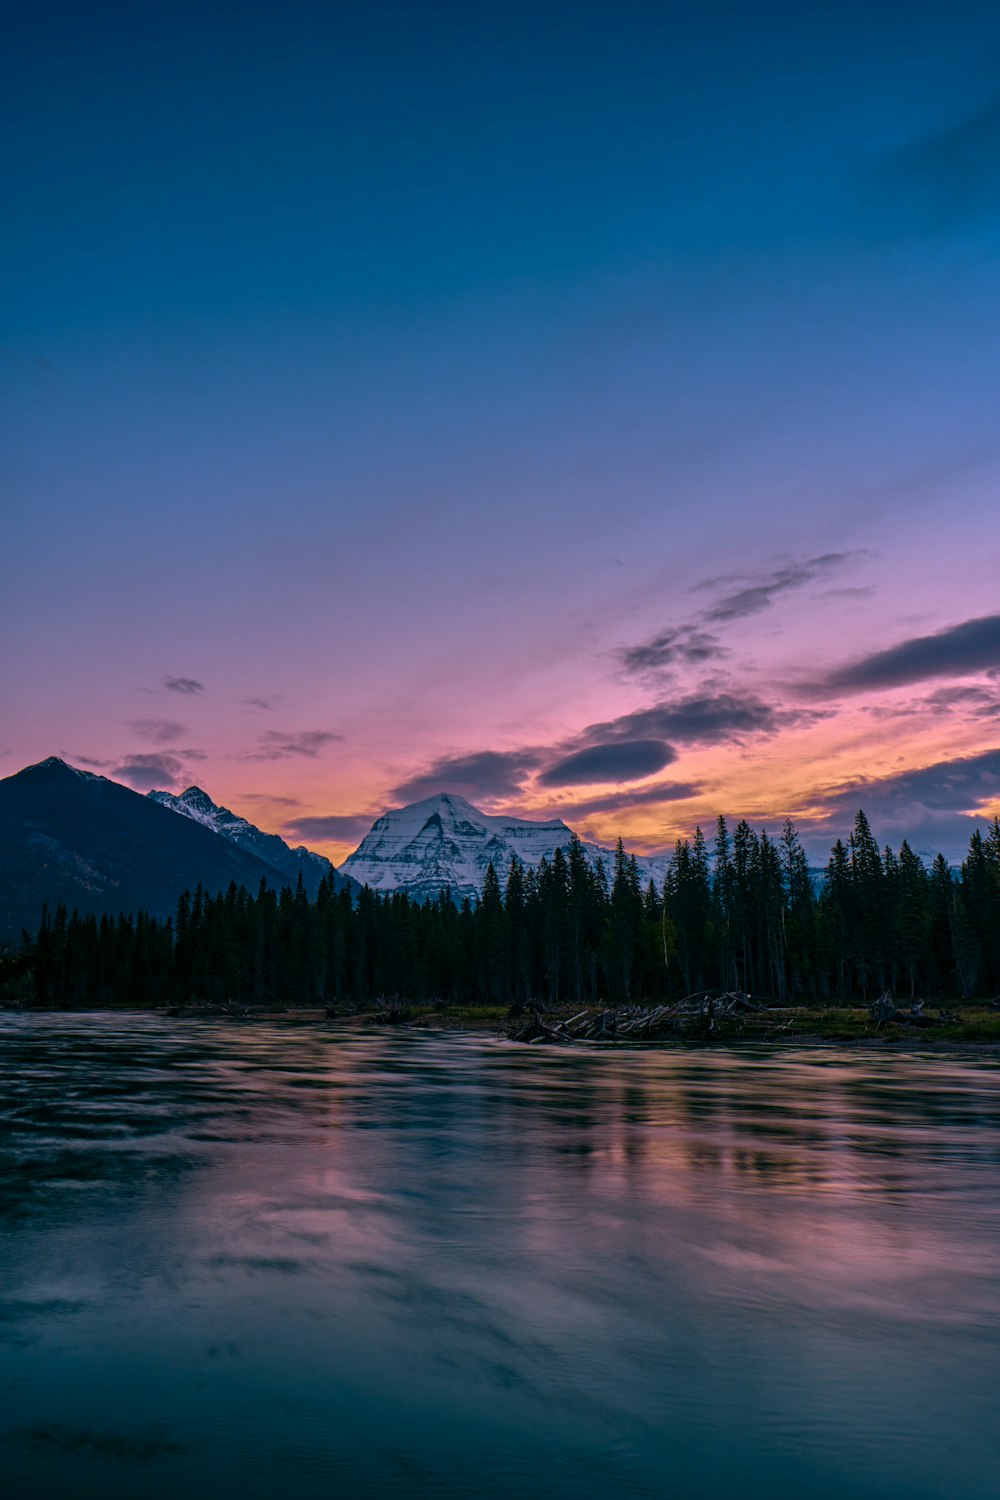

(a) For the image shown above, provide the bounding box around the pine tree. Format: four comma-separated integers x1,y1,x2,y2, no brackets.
752,830,785,1000
780,818,816,1000
962,830,1000,992
608,839,642,1001
731,820,758,992
820,839,851,998
713,816,736,991
895,841,929,998
928,855,956,996
479,861,506,1002
849,809,885,998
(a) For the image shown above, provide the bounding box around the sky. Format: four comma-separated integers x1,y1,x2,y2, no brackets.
3,0,1000,864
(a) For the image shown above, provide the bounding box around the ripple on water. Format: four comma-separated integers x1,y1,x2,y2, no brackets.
1,1013,999,1500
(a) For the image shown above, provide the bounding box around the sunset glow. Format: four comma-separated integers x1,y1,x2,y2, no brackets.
4,3,1000,864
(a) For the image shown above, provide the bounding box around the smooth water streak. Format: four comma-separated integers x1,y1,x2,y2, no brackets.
1,1014,999,1499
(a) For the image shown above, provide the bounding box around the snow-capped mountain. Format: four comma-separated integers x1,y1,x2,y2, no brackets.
341,792,665,904
148,786,354,897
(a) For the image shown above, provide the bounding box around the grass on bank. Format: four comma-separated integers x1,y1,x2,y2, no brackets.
4,987,1000,1044
775,1005,1000,1043
363,1000,1000,1044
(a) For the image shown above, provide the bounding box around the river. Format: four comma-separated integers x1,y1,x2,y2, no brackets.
1,1014,998,1498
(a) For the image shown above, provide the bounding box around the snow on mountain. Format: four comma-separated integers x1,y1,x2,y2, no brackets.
341,792,666,904
148,786,351,897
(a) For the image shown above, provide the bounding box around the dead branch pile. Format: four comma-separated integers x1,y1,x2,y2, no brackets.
508,991,767,1044
869,993,958,1026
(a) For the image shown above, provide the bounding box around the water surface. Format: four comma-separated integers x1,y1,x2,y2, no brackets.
1,1014,998,1498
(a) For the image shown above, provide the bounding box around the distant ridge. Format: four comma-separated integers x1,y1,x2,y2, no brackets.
149,784,356,898
0,758,327,942
0,759,667,941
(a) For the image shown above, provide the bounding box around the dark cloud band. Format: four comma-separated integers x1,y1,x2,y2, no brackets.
553,781,701,818
538,739,675,787
825,747,1000,816
391,750,542,804
583,692,800,745
824,613,1000,693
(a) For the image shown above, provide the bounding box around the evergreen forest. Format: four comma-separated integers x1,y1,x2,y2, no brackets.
8,811,1000,1009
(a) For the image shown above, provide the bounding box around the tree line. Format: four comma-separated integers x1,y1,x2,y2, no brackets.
8,810,1000,1009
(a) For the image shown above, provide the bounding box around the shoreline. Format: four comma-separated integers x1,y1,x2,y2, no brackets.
4,1001,1000,1056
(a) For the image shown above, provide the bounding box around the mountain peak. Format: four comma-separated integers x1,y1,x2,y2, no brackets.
0,757,285,941
397,791,479,814
148,783,355,898
341,792,658,904
175,786,218,812
23,756,104,784
29,755,77,774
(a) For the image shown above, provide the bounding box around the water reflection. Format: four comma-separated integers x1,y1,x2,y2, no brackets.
1,1015,999,1499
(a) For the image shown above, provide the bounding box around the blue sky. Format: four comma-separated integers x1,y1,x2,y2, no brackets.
4,1,1000,861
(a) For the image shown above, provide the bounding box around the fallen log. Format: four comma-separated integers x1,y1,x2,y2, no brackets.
507,991,767,1044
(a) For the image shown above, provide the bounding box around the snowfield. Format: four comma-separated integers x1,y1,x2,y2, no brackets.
341,792,667,904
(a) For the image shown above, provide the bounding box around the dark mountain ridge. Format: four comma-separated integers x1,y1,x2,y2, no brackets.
0,758,312,942
147,784,353,898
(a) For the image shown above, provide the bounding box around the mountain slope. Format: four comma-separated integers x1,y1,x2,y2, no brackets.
0,758,289,941
148,785,355,897
341,792,665,903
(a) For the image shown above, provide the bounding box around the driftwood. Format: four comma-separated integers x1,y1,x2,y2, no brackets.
869,993,943,1028
508,991,766,1044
